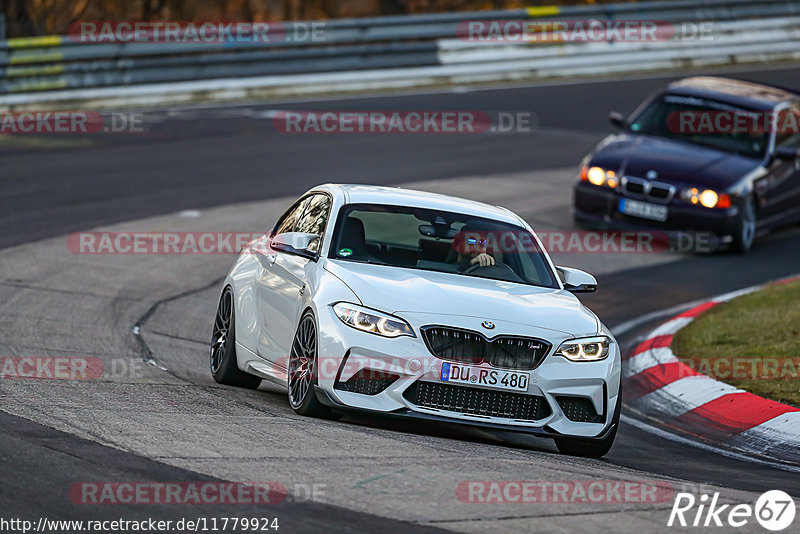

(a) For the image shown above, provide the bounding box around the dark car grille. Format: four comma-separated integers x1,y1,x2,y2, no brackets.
421,326,551,370
334,369,399,396
648,185,672,200
403,381,551,421
556,396,604,423
622,176,675,204
625,180,645,195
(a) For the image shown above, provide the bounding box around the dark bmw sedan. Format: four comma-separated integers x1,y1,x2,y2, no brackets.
573,76,800,252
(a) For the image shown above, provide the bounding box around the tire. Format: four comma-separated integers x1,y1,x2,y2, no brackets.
730,195,757,254
287,311,338,419
210,287,262,389
555,391,621,458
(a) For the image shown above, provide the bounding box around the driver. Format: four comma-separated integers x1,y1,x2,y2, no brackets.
450,226,496,271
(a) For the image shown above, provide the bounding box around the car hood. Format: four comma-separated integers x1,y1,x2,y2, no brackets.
324,260,599,337
590,133,761,189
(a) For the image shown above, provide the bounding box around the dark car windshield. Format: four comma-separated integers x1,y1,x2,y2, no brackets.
628,93,769,158
328,204,559,289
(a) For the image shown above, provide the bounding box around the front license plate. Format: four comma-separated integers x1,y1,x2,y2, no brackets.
440,362,529,392
619,198,668,222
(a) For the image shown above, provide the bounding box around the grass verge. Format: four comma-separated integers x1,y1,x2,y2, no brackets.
671,279,800,407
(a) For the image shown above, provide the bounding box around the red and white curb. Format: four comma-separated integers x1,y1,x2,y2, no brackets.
622,276,800,465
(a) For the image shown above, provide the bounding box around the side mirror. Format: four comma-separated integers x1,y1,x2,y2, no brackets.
271,232,319,260
775,145,800,161
557,266,598,293
608,111,625,131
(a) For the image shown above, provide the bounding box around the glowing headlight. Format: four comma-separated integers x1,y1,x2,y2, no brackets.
333,303,415,338
587,166,606,186
681,187,731,209
581,166,618,188
556,336,610,362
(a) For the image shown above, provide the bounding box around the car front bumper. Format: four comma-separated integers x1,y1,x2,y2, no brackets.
573,182,740,243
316,306,622,440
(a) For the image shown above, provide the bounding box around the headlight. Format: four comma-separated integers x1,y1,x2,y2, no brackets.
333,303,415,338
580,166,618,189
699,189,718,208
556,336,610,362
681,187,731,209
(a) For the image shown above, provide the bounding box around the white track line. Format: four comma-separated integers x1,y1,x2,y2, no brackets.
646,316,694,337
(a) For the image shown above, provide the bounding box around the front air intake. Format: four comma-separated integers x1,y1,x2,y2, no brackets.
403,381,551,421
556,396,604,423
334,369,399,396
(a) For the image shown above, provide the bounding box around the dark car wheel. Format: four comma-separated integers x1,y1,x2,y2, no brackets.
210,287,262,389
288,311,338,419
555,391,621,458
731,195,756,254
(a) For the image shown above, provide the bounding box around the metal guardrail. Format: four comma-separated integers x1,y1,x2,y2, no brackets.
0,0,798,98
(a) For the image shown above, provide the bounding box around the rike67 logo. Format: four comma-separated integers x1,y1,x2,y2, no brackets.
668,490,795,531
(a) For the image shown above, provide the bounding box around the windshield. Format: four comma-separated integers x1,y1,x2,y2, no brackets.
328,204,559,289
628,93,769,158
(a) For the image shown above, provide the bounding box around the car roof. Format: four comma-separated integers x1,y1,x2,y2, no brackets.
312,184,525,226
665,76,796,111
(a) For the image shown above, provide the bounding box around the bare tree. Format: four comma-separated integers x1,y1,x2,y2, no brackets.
0,0,622,37
3,0,36,36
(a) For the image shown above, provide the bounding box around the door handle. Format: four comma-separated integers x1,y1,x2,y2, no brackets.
299,284,306,295
266,254,277,266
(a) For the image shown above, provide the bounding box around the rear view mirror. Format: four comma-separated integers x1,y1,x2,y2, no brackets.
419,224,457,239
608,111,625,131
557,266,598,293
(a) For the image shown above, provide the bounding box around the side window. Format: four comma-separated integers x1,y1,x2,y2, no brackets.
775,103,800,150
294,194,332,252
274,197,309,236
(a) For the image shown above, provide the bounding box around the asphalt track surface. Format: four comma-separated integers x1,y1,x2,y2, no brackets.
3,64,800,532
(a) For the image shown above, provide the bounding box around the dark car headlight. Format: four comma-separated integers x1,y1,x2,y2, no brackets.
681,187,731,209
580,166,619,189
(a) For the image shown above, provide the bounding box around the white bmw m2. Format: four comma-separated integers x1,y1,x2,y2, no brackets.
211,184,621,457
